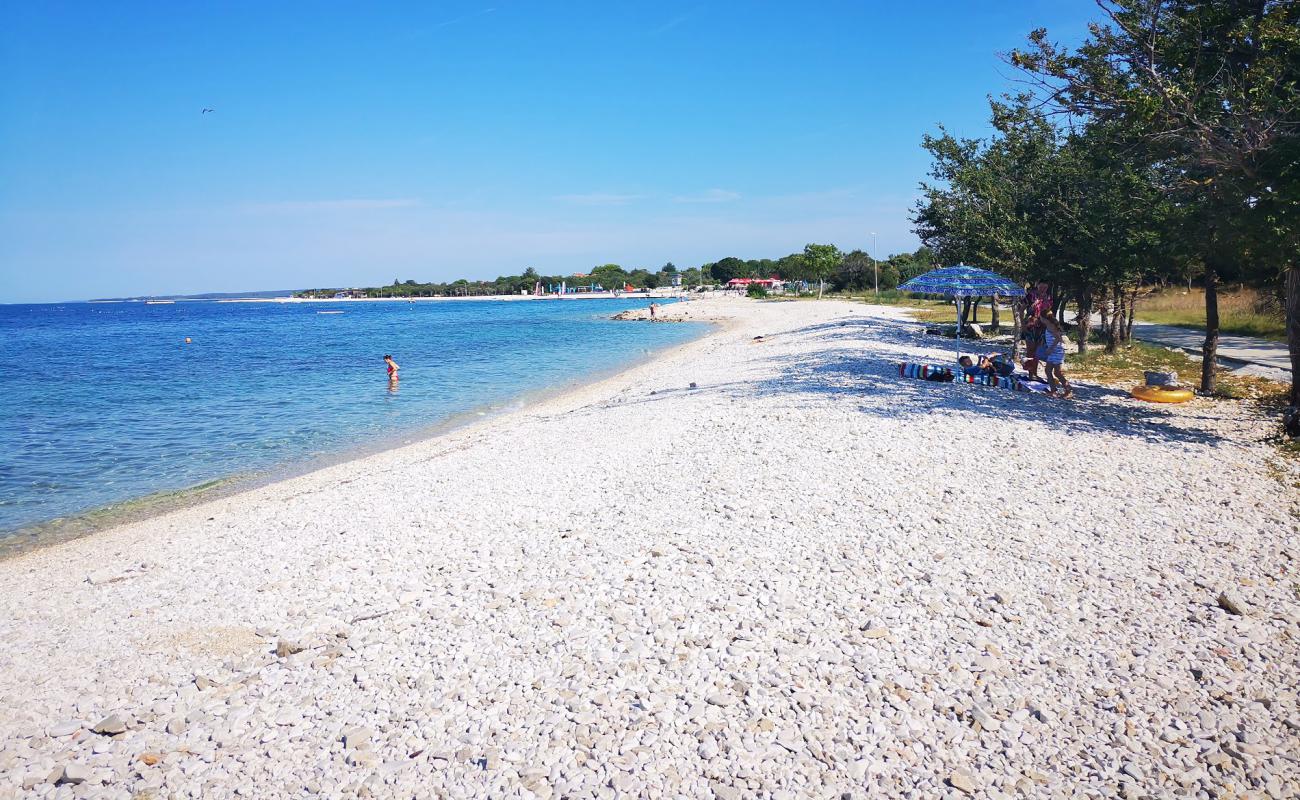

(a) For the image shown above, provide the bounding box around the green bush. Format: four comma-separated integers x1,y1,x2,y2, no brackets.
746,283,769,298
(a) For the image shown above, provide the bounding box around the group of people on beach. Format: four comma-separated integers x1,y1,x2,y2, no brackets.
956,281,1072,398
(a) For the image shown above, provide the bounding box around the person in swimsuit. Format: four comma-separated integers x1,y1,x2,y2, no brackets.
384,354,400,382
1037,314,1073,398
1021,281,1053,381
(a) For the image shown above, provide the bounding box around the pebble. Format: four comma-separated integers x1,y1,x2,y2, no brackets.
47,721,81,737
948,770,977,794
1217,590,1249,616
91,714,127,735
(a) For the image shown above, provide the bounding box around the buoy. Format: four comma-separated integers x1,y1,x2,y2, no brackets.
1130,384,1195,403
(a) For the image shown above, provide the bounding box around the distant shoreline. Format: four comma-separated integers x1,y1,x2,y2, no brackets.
77,290,694,304
227,291,692,303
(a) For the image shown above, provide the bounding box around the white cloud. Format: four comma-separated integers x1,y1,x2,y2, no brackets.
672,188,741,204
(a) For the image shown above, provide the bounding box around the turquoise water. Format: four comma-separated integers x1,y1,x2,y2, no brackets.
0,298,705,534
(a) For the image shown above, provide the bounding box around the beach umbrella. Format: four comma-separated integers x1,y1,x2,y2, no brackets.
898,264,1025,363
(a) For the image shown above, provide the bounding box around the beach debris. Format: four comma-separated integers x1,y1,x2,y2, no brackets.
274,639,306,658
689,382,697,389
138,752,162,766
1216,590,1248,616
91,714,127,736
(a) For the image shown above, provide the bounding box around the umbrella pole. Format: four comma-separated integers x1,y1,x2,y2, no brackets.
954,296,961,364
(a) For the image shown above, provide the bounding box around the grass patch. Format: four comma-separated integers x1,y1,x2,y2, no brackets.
1066,339,1287,402
1135,286,1285,341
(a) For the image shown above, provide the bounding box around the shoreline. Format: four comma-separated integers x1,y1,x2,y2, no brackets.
1,297,1295,798
0,305,725,560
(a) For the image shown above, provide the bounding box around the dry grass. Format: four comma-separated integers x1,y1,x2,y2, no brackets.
1135,285,1285,341
1066,339,1287,402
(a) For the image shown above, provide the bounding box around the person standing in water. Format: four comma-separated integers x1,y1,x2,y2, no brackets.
383,354,400,382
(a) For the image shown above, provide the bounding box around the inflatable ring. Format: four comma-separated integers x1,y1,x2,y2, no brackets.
1131,384,1195,404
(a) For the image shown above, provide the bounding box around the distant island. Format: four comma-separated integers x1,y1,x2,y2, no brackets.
89,289,299,302
294,264,695,299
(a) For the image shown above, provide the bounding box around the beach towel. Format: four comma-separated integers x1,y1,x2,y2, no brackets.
958,372,1017,389
898,363,955,382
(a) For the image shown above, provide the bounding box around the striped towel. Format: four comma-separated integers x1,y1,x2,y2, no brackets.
898,363,954,381
958,372,1018,389
899,362,1027,391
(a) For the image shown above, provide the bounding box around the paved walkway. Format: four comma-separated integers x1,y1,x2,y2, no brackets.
1056,309,1290,378
1127,320,1291,378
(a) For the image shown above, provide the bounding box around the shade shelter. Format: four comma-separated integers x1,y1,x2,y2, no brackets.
899,264,1025,362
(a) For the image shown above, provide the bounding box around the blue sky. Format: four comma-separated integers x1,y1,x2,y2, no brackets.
0,1,1095,302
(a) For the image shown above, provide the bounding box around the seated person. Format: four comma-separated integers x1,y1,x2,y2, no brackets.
958,355,997,378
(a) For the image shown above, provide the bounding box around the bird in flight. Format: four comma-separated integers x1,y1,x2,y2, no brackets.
201,108,214,114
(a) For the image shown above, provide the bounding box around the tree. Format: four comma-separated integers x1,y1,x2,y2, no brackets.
1011,0,1300,398
776,253,808,285
802,244,843,298
662,263,677,273
710,257,746,283
834,250,874,292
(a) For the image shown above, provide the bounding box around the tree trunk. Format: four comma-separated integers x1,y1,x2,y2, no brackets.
1075,291,1092,355
817,279,824,299
991,294,1001,333
1124,286,1137,342
971,297,980,323
1286,265,1300,407
1105,285,1123,354
1201,267,1220,394
1099,288,1112,353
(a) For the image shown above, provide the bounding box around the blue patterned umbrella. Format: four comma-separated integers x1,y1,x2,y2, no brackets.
899,264,1025,298
899,265,1025,362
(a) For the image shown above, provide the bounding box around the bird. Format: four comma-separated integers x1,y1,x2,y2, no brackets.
201,108,214,114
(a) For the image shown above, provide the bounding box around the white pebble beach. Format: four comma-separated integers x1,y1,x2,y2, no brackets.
1,298,1297,799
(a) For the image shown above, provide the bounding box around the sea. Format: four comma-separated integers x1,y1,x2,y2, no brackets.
0,298,706,539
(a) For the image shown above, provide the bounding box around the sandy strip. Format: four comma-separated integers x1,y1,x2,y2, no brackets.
1,297,1296,799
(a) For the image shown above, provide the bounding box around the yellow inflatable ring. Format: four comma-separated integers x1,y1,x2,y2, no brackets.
1130,384,1195,403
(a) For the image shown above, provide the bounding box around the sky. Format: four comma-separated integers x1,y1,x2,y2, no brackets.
0,1,1097,303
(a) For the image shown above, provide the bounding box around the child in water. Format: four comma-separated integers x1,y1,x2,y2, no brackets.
383,354,400,381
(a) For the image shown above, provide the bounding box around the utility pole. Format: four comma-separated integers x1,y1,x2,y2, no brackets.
871,232,879,296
